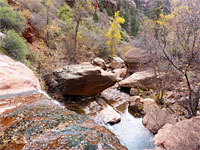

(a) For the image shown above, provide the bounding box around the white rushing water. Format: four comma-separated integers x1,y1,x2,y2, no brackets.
38,90,65,108
107,109,155,150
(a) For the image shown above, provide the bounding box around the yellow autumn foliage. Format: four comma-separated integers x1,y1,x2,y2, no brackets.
157,12,174,26
106,11,125,56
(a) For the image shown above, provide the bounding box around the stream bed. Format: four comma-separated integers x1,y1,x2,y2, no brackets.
64,87,156,150
107,109,155,150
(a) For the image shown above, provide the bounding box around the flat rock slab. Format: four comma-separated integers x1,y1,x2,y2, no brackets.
119,70,156,89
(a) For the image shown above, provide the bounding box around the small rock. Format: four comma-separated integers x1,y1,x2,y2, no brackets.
129,96,143,103
165,91,175,99
107,118,121,125
129,101,144,116
0,32,5,40
92,57,106,70
113,68,127,79
110,56,125,69
164,99,176,104
141,98,155,103
130,88,139,96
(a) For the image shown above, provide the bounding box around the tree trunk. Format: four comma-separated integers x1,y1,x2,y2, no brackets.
71,16,81,64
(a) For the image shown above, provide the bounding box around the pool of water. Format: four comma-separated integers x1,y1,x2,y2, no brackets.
107,109,155,150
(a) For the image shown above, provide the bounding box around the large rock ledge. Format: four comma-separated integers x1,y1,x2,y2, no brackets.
52,62,117,96
153,117,200,150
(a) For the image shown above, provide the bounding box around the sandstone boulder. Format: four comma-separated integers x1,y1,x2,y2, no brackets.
142,108,176,134
153,117,200,150
53,62,117,96
119,70,156,89
123,48,152,73
93,100,121,125
128,97,158,117
0,55,41,96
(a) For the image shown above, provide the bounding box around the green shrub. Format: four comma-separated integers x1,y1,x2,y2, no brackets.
0,0,25,33
96,45,111,59
0,0,9,7
1,30,28,62
93,11,98,22
0,47,5,54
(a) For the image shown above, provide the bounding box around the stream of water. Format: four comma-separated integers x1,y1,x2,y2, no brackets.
54,87,156,150
107,109,155,150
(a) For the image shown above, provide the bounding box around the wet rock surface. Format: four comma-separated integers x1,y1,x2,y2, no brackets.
61,87,130,125
62,87,156,150
52,62,117,96
0,91,46,115
0,92,127,150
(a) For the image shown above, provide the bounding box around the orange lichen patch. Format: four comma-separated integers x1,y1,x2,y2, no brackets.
0,117,14,131
63,111,72,115
90,141,99,145
2,143,26,150
91,125,108,134
81,120,95,128
0,93,48,115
